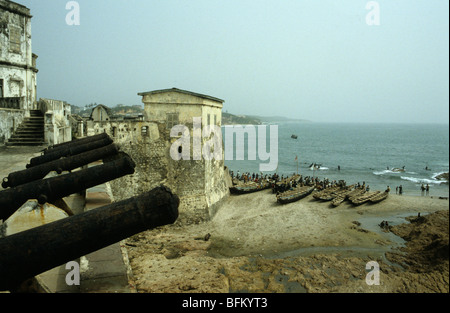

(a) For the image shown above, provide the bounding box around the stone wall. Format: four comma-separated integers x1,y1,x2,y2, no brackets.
94,117,229,223
39,98,72,145
89,89,229,223
0,108,24,143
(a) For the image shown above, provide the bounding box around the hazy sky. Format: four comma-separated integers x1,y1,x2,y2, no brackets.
19,0,449,123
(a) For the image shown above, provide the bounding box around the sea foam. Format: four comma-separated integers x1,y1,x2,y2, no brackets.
400,176,446,185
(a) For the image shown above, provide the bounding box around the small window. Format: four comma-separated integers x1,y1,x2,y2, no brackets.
214,114,217,126
166,113,179,129
141,126,148,136
10,26,21,53
207,114,211,126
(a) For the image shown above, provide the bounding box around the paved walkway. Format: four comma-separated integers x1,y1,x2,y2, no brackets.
0,145,45,182
0,145,134,293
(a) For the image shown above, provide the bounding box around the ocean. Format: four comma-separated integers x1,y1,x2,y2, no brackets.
223,122,449,197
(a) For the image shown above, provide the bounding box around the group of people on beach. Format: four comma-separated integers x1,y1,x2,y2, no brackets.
229,170,271,184
230,169,415,197
271,175,345,194
230,170,349,194
420,184,430,196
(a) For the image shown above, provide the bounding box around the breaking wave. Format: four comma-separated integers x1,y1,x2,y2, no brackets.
309,166,329,171
400,176,446,185
373,170,401,175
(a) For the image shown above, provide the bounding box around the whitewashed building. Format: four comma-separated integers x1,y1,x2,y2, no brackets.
0,0,38,112
0,0,38,144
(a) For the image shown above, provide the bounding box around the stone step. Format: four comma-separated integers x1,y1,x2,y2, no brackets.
5,141,46,147
6,136,45,141
30,110,44,116
7,110,45,146
24,118,44,122
10,135,44,140
14,130,44,134
16,124,44,128
15,128,44,132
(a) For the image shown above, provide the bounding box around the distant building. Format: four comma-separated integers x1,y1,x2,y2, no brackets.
90,104,112,122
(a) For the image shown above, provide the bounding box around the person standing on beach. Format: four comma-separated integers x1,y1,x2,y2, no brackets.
421,184,425,196
426,184,430,196
399,185,403,195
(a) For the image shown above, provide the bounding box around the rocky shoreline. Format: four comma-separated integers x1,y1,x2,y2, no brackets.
125,192,449,293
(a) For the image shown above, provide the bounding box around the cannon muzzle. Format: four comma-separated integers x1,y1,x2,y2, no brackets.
0,155,135,221
2,144,120,189
28,136,113,168
43,133,110,153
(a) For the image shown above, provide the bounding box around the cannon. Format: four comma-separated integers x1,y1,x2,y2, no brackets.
2,144,120,189
0,186,179,291
0,154,136,221
43,133,110,153
27,135,114,168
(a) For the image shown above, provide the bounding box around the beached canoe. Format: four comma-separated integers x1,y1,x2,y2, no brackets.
346,188,366,201
229,181,271,195
332,194,347,207
312,186,341,200
277,186,315,204
350,191,381,206
324,185,354,201
369,191,389,203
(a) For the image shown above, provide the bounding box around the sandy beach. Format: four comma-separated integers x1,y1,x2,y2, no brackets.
125,189,449,293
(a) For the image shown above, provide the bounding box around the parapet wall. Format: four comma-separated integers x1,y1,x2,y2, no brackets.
0,108,24,143
101,120,229,223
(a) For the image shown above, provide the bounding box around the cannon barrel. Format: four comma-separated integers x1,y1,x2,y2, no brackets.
27,136,113,168
0,186,179,291
0,155,135,221
2,144,120,189
43,133,110,153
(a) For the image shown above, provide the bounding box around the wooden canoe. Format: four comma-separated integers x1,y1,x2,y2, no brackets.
369,191,389,203
277,186,315,204
347,188,366,201
229,181,271,195
312,186,341,200
350,191,381,206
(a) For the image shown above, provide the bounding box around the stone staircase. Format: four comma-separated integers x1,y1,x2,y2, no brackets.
5,110,45,146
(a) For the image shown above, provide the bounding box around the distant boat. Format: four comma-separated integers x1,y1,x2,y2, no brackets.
291,135,298,139
309,163,322,170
